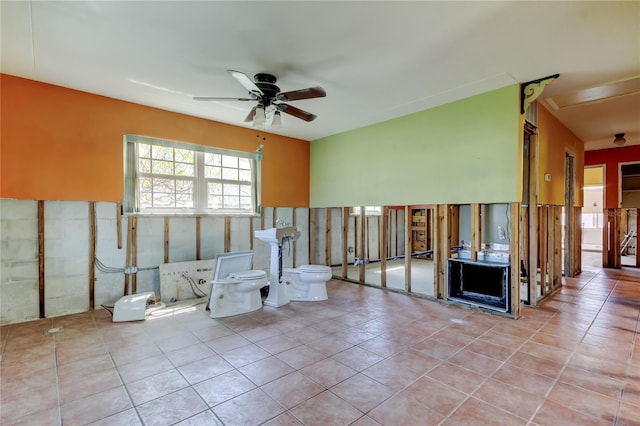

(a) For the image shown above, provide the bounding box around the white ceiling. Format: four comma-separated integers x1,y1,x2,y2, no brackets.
2,1,639,150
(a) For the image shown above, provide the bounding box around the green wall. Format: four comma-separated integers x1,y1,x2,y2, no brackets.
310,85,521,207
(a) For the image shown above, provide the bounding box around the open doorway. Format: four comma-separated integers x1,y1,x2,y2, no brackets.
620,162,640,267
582,166,604,269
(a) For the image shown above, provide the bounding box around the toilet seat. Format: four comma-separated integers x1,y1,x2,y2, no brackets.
298,265,331,273
229,270,267,280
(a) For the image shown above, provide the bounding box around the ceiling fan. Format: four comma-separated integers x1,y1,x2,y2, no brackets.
194,70,326,126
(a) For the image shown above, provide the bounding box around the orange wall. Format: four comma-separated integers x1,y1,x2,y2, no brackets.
536,105,585,207
1,74,310,206
585,145,640,208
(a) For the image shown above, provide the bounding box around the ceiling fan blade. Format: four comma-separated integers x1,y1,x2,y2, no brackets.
228,70,263,96
276,87,326,102
244,106,257,122
193,96,256,101
277,103,317,122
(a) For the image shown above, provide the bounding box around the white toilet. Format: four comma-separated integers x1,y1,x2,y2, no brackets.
207,251,268,318
283,265,332,301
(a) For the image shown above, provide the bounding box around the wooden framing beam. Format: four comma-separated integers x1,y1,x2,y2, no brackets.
164,217,170,263
470,203,481,261
310,209,317,265
195,216,201,260
509,202,521,317
38,200,45,318
272,207,278,228
124,217,132,295
325,208,332,266
224,216,231,253
434,204,449,299
553,206,562,290
539,206,548,297
450,206,459,249
130,216,138,294
358,206,366,283
341,208,349,279
116,202,123,249
89,202,96,310
291,209,296,266
573,207,582,275
380,206,388,288
249,215,255,251
404,206,412,293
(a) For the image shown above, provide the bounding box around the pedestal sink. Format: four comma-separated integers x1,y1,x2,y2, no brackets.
254,227,300,307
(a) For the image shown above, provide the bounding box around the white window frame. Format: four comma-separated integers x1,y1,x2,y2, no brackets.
123,135,261,215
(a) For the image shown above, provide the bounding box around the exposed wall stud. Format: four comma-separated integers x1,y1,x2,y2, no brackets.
116,202,123,249
358,206,365,283
341,208,349,279
509,202,521,317
224,216,231,253
404,206,412,292
470,204,481,261
89,202,96,310
325,208,332,266
380,206,388,288
131,216,138,294
38,200,45,318
195,216,201,260
164,217,170,263
309,209,317,265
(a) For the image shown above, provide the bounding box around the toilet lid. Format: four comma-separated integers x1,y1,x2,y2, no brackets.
299,265,331,273
229,270,266,280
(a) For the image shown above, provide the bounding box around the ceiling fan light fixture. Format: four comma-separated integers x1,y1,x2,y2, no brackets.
271,111,282,129
613,133,626,146
253,105,266,127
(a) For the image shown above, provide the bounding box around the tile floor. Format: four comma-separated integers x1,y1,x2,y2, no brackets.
1,266,639,425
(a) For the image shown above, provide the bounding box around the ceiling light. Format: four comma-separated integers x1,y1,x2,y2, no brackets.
613,133,626,146
271,111,282,129
253,105,265,127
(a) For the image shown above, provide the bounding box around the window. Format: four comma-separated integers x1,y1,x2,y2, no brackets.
351,206,382,216
124,135,260,214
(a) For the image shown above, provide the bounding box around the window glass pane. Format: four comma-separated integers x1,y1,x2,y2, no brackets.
222,168,239,180
205,166,222,179
175,163,194,176
224,184,240,196
208,195,223,209
153,193,174,207
174,149,194,163
239,158,251,170
239,170,252,182
224,195,240,209
205,153,221,166
239,197,252,209
222,155,238,168
208,182,223,195
139,177,152,191
176,194,193,208
140,192,152,208
175,180,193,193
138,144,151,158
153,178,175,193
152,160,173,175
138,158,151,173
152,146,173,160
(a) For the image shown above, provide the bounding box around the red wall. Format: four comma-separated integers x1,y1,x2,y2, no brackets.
585,145,640,208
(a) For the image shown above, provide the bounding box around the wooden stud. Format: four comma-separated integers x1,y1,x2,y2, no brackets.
38,200,45,318
131,216,138,294
325,208,332,266
380,206,388,288
272,207,278,228
164,217,170,263
573,207,582,275
358,206,366,283
404,206,412,292
555,206,562,288
89,202,96,310
310,209,317,265
124,217,132,295
450,206,459,249
195,216,201,260
249,215,254,251
116,202,123,249
341,208,349,279
470,203,481,261
291,210,296,266
435,204,450,299
224,216,231,253
539,206,548,297
260,208,265,230
509,203,521,317
527,133,538,305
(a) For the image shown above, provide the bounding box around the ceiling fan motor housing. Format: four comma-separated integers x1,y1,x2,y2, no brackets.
254,73,280,103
